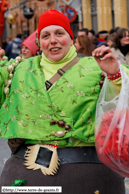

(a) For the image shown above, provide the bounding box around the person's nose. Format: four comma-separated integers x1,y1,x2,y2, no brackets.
50,34,57,44
22,47,25,52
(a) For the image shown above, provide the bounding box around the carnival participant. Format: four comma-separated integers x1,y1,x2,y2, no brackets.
0,30,39,62
0,10,128,194
0,47,5,59
20,29,39,59
0,30,40,71
0,47,8,67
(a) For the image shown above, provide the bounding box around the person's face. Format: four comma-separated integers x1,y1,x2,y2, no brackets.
78,31,86,36
74,38,82,52
21,45,33,59
88,32,93,39
107,40,113,48
39,25,73,62
120,31,129,46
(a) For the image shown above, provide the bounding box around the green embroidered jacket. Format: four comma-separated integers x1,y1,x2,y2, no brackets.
0,55,106,146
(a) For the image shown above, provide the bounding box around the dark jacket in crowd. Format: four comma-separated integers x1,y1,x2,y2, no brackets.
5,37,22,60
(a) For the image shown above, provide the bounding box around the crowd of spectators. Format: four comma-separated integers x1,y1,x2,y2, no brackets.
74,27,129,65
1,26,129,66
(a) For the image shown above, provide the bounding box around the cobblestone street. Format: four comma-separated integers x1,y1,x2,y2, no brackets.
0,139,129,193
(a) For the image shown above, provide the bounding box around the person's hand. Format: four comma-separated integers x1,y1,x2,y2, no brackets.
92,46,119,75
0,47,5,60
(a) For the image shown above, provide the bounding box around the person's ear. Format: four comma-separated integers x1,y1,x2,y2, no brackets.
71,39,74,45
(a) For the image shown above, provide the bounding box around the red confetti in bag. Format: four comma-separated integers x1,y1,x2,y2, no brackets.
95,65,129,177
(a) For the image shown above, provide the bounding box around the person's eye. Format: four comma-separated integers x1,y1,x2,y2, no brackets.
41,34,49,39
44,34,48,38
57,32,63,35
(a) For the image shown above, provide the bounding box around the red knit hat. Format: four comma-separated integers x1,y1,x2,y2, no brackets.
38,10,74,40
21,30,39,55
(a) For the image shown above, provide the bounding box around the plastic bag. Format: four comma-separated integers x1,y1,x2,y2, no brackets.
95,65,129,177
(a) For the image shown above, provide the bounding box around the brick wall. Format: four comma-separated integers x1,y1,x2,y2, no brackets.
7,0,56,39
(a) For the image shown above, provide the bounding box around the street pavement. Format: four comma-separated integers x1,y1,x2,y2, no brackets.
0,139,11,175
0,139,129,193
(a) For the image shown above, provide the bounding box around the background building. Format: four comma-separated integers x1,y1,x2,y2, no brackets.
4,0,129,40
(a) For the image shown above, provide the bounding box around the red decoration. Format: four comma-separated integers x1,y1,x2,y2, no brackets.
96,109,129,177
0,0,9,37
107,69,121,81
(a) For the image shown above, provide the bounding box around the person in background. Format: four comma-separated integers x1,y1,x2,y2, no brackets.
5,33,22,60
108,27,121,36
0,10,128,194
97,42,108,48
74,35,94,58
77,28,89,36
0,30,39,71
108,28,115,35
0,47,8,67
88,29,98,49
20,30,40,59
91,37,98,49
107,34,115,48
2,38,8,50
115,27,121,33
0,47,6,60
88,29,95,39
98,30,108,45
0,30,40,68
111,28,129,65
